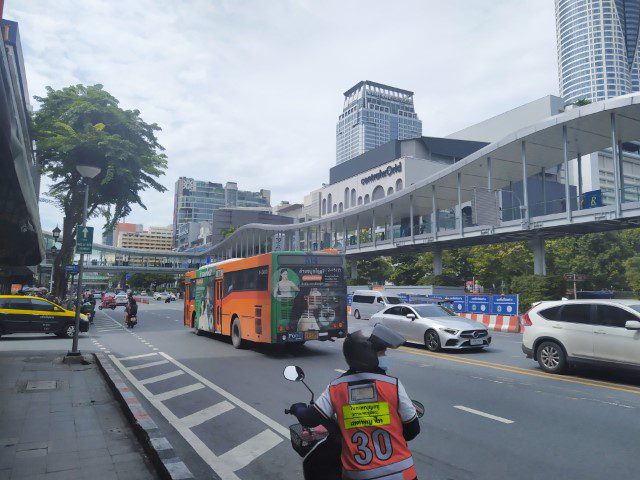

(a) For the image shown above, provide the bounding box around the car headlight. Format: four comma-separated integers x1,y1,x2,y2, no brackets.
439,327,460,335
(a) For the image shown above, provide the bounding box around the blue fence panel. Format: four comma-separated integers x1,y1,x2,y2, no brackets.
490,295,518,315
466,295,491,314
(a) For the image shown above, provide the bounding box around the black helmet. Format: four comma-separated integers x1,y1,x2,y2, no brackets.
343,324,405,372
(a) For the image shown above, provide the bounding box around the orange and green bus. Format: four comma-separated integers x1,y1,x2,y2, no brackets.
183,251,347,348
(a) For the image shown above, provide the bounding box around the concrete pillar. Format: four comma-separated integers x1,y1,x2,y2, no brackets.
522,141,529,222
432,185,438,240
577,152,582,209
409,194,414,240
562,125,571,221
532,236,546,276
487,156,492,191
457,172,463,235
350,262,358,280
541,167,547,215
618,141,625,203
372,210,376,247
390,203,394,243
433,246,443,276
356,216,360,249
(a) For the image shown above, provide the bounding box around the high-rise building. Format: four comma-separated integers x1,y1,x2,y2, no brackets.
118,226,173,251
336,81,422,165
172,178,271,247
556,0,640,104
113,223,141,247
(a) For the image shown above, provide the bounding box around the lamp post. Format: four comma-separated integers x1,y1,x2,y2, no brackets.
49,225,61,294
67,164,101,359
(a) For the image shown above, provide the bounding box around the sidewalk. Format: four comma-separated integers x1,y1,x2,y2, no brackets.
0,351,158,480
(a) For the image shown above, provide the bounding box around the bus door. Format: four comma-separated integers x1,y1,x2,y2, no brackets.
214,277,223,333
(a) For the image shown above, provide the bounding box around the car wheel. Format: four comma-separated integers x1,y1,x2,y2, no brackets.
354,309,361,319
231,317,245,349
424,330,441,352
537,341,566,374
62,324,76,339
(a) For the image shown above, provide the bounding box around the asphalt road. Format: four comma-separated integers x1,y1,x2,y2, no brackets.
5,300,639,479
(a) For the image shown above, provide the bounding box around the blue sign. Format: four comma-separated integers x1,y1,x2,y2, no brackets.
447,295,466,313
125,274,131,280
467,295,491,314
398,293,411,303
582,189,603,209
206,256,211,264
64,265,79,273
347,293,353,306
490,295,518,315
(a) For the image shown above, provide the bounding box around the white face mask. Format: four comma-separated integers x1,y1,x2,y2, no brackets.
378,356,389,371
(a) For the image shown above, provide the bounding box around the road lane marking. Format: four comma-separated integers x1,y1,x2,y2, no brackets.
110,355,243,480
158,352,290,438
180,401,235,428
454,405,514,424
128,360,169,371
155,383,205,401
397,347,640,395
120,352,159,361
140,370,184,385
218,429,283,471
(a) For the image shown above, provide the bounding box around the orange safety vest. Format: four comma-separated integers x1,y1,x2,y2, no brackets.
328,372,417,480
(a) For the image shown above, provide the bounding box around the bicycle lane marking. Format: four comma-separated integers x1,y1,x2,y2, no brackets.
109,352,287,480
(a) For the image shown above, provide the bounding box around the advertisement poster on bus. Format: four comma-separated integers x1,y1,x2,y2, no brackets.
272,257,347,339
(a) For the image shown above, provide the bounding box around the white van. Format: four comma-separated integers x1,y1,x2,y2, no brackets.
351,290,403,320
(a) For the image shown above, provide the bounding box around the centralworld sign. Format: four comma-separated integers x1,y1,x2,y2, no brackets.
360,163,402,185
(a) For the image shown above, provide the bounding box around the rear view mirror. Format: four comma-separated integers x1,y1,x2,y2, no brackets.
283,365,305,382
625,320,640,330
412,400,425,418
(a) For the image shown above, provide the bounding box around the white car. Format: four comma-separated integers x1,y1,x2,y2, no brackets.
522,299,640,374
114,293,128,306
351,290,403,320
155,292,172,301
140,291,147,296
372,303,491,351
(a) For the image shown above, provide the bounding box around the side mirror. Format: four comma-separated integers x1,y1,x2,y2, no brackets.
625,320,640,330
283,365,305,382
406,313,416,320
412,400,425,418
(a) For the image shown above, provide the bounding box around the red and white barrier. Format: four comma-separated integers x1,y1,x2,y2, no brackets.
460,313,521,333
134,296,149,304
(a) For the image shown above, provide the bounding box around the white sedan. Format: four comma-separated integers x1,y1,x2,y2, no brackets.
371,303,491,352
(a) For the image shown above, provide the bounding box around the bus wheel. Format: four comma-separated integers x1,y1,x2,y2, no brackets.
231,317,245,349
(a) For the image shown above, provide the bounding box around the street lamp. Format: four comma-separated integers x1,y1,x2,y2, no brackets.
49,225,61,295
67,163,101,360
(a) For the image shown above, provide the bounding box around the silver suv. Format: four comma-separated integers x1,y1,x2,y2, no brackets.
522,299,640,374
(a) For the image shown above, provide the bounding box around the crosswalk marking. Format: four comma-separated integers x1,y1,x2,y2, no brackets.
120,352,159,361
128,360,169,371
219,429,283,471
154,383,205,401
140,370,184,385
180,401,235,428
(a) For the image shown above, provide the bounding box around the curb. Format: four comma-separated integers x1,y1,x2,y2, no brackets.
94,353,194,480
460,313,521,333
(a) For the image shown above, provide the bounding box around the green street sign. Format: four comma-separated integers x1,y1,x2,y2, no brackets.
75,226,94,254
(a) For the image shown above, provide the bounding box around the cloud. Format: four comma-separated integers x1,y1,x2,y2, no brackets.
6,0,557,235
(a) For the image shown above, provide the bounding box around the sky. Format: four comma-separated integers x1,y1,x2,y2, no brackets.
6,0,558,236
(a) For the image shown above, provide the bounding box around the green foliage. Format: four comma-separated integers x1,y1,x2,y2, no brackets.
623,256,640,292
389,254,432,285
466,242,533,290
33,84,168,296
351,257,394,285
126,273,177,290
510,275,565,311
573,98,591,106
221,226,237,238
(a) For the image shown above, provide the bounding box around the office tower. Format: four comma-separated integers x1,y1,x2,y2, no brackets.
336,81,422,165
557,0,640,104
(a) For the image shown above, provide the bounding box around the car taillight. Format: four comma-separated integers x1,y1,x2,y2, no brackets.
521,312,532,326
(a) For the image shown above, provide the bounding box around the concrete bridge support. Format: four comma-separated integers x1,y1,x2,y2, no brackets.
433,246,443,276
532,236,546,276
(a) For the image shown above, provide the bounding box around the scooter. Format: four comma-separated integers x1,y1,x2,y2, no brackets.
282,365,425,480
125,314,137,328
81,301,95,323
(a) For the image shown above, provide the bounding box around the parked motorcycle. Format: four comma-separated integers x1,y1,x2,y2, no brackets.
282,365,425,480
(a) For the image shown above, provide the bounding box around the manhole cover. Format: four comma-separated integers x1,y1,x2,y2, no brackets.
25,381,57,391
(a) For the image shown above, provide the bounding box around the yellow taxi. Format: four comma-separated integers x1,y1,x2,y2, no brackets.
0,295,89,338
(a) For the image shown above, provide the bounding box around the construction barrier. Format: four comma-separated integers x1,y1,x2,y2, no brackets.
133,296,149,304
460,313,521,333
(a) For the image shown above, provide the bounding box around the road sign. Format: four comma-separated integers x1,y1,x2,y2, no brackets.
125,274,131,280
467,295,491,313
64,265,79,274
563,273,587,282
75,226,94,254
447,295,466,313
582,190,603,209
491,295,518,315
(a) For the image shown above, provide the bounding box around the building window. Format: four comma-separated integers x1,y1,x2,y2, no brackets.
322,199,327,215
371,185,385,201
396,179,403,191
333,204,337,213
364,194,370,204
339,202,343,212
387,187,394,196
358,196,363,205
351,189,356,206
344,188,350,209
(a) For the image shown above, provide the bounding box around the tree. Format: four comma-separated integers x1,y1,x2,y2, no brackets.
350,257,394,285
623,257,640,292
33,84,168,297
221,226,237,238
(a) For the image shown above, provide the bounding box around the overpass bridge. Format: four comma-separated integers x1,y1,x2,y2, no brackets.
197,93,640,276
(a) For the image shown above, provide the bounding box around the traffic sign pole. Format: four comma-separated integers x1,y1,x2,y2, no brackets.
68,182,90,358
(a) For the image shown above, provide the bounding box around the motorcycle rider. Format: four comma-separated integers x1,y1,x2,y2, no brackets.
290,324,420,480
125,293,138,327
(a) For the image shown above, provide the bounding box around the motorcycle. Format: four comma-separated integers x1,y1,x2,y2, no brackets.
125,314,137,328
282,365,425,480
98,297,117,310
81,301,96,323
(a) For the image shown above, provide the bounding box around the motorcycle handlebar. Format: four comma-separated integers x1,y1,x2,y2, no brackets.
284,409,292,415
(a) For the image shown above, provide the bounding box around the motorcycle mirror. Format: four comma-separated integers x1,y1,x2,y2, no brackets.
283,365,305,382
412,400,425,418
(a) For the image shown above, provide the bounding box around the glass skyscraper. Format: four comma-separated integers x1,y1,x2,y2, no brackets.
557,0,640,104
335,81,422,165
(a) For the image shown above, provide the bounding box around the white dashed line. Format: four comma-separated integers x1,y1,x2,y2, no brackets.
453,405,514,424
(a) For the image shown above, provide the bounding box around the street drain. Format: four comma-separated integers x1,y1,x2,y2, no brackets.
25,380,57,391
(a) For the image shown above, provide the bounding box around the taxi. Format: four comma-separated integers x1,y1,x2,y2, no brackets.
0,295,90,338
